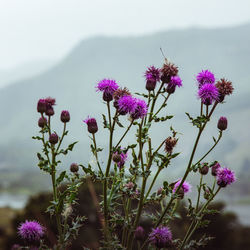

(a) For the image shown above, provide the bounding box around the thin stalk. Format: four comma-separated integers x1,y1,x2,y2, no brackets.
144,167,162,201
180,187,221,249
195,175,203,212
200,102,203,116
193,131,222,168
51,146,63,245
148,82,165,122
92,133,103,176
154,101,218,227
55,122,66,154
153,93,170,118
114,120,133,149
103,102,116,240
144,91,152,126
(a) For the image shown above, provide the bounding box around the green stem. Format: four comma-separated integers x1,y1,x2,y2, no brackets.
195,175,203,212
114,120,133,149
148,82,165,122
92,133,104,176
144,167,162,201
153,93,170,118
180,187,221,249
103,102,116,240
193,131,222,168
51,146,63,245
55,122,66,154
154,102,218,228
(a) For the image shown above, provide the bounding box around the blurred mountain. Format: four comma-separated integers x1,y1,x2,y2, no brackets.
0,24,250,188
0,60,55,88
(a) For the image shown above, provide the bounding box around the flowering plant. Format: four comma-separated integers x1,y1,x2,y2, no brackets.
15,58,235,250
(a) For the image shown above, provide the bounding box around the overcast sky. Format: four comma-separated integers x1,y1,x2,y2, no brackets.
0,0,250,69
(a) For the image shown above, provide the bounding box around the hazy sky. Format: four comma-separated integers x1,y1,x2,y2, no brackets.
0,0,250,69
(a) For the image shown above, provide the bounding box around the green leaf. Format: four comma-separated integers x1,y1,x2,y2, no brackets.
56,171,66,185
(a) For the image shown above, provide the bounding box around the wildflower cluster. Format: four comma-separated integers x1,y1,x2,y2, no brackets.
14,58,236,250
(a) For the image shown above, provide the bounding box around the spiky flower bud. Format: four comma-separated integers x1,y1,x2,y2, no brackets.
216,78,234,102
38,117,47,128
161,62,178,83
61,110,70,123
135,226,145,241
83,117,98,134
37,99,47,113
112,153,121,163
199,163,209,175
49,133,58,144
204,189,211,200
164,137,177,154
217,116,227,130
211,162,221,176
70,163,79,173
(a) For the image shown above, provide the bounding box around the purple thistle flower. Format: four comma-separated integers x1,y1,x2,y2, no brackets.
117,95,137,115
216,167,236,187
144,66,161,91
144,66,161,82
149,226,172,248
166,76,183,94
117,152,128,168
83,116,98,134
173,180,191,194
18,220,44,243
198,83,219,105
130,98,148,120
96,78,119,102
196,70,215,87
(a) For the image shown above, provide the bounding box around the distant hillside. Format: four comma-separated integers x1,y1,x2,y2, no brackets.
0,60,55,88
0,24,249,180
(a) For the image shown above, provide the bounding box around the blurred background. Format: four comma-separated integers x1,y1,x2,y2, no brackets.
0,0,250,248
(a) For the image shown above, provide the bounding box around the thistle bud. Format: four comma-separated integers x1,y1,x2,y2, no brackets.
199,163,209,175
45,104,54,116
146,79,157,91
160,62,178,83
37,99,47,113
211,162,221,176
112,153,121,163
61,110,70,123
49,133,58,144
164,137,177,154
204,189,210,200
135,226,145,241
70,163,79,173
217,116,227,131
83,117,98,134
38,117,47,128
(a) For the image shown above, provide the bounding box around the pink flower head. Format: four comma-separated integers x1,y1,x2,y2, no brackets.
173,180,191,194
118,152,128,168
144,66,161,82
149,226,172,248
198,83,219,105
130,98,148,120
169,76,182,87
216,167,236,187
118,95,137,115
96,78,119,102
18,220,44,243
196,70,215,87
